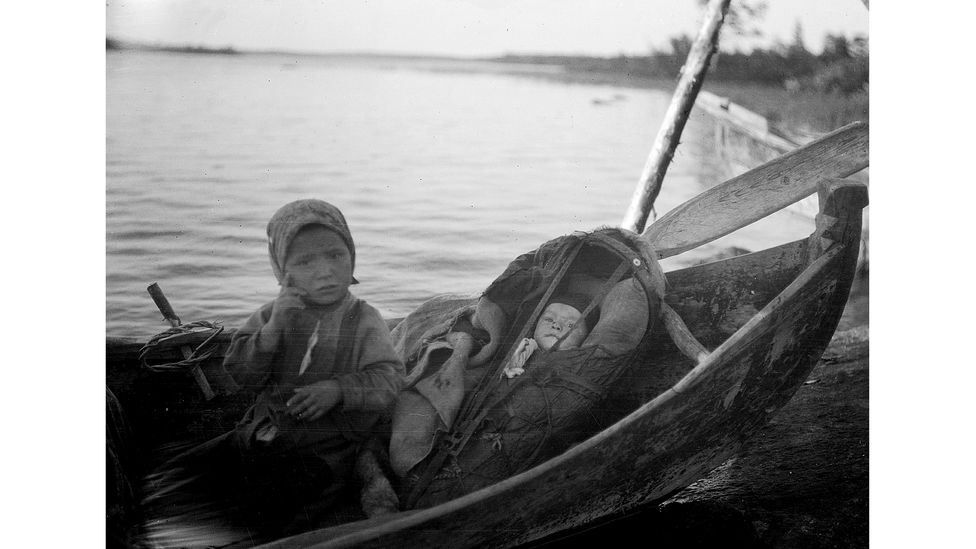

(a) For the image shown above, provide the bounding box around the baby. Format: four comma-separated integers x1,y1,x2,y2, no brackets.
503,293,596,378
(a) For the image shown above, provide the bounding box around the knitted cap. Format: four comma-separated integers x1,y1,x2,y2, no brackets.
266,199,359,284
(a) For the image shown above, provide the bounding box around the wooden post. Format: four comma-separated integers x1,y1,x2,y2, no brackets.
147,283,215,400
807,179,869,265
620,0,732,233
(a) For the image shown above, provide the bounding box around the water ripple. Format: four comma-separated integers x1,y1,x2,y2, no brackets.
106,51,813,337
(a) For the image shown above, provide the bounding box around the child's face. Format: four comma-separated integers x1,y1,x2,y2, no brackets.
533,303,587,350
283,225,353,305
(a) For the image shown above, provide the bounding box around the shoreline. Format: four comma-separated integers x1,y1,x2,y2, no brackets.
107,45,867,136
473,62,868,136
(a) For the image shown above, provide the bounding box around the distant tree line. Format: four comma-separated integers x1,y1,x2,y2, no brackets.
709,26,868,94
497,27,868,95
106,37,238,56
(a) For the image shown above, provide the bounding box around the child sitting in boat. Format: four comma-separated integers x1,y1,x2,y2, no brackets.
145,199,404,539
222,198,404,531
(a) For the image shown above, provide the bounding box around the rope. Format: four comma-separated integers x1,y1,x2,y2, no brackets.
139,320,224,373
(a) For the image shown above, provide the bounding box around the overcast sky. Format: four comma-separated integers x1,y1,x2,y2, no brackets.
106,0,869,57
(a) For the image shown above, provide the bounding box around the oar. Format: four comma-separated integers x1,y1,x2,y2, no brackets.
643,121,869,259
620,0,733,233
147,283,216,400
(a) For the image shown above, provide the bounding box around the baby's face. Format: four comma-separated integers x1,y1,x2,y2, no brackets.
284,225,352,305
533,303,587,350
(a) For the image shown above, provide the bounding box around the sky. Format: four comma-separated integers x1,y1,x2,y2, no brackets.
106,0,869,57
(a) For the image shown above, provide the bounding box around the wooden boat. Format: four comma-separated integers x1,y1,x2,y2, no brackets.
695,89,805,181
106,120,868,548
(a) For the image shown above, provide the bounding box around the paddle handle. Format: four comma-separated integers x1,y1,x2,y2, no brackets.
147,283,181,327
146,283,215,400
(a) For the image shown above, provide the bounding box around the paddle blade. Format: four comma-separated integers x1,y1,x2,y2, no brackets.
643,121,868,259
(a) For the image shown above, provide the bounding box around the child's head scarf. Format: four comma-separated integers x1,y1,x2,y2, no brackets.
266,198,359,284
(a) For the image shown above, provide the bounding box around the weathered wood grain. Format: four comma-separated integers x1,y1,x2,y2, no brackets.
695,90,799,154
662,239,807,345
807,179,869,264
643,121,868,259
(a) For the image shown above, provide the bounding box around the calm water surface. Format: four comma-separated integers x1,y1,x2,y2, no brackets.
107,50,812,338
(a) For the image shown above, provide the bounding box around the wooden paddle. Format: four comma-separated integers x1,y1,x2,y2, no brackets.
643,121,869,259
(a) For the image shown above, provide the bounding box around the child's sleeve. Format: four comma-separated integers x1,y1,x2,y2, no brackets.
222,302,278,391
335,305,405,413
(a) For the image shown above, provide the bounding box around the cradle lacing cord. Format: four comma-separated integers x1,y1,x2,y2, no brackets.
138,320,225,373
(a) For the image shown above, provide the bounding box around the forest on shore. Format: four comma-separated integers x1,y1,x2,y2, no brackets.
494,26,868,96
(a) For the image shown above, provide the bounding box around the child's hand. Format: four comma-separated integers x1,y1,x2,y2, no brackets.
287,380,343,421
268,274,307,328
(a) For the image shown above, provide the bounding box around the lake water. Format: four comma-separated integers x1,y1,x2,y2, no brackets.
107,50,813,338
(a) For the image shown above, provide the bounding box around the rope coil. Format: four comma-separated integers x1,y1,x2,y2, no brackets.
138,320,224,373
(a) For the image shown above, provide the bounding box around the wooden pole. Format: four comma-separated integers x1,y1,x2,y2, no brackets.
147,283,215,400
620,0,732,233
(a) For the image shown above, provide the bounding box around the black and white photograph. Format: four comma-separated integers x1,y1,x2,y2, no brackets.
98,1,879,547
14,0,970,545
7,0,965,546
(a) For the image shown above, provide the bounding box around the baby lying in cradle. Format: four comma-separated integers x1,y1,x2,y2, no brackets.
501,293,597,378
388,293,597,479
